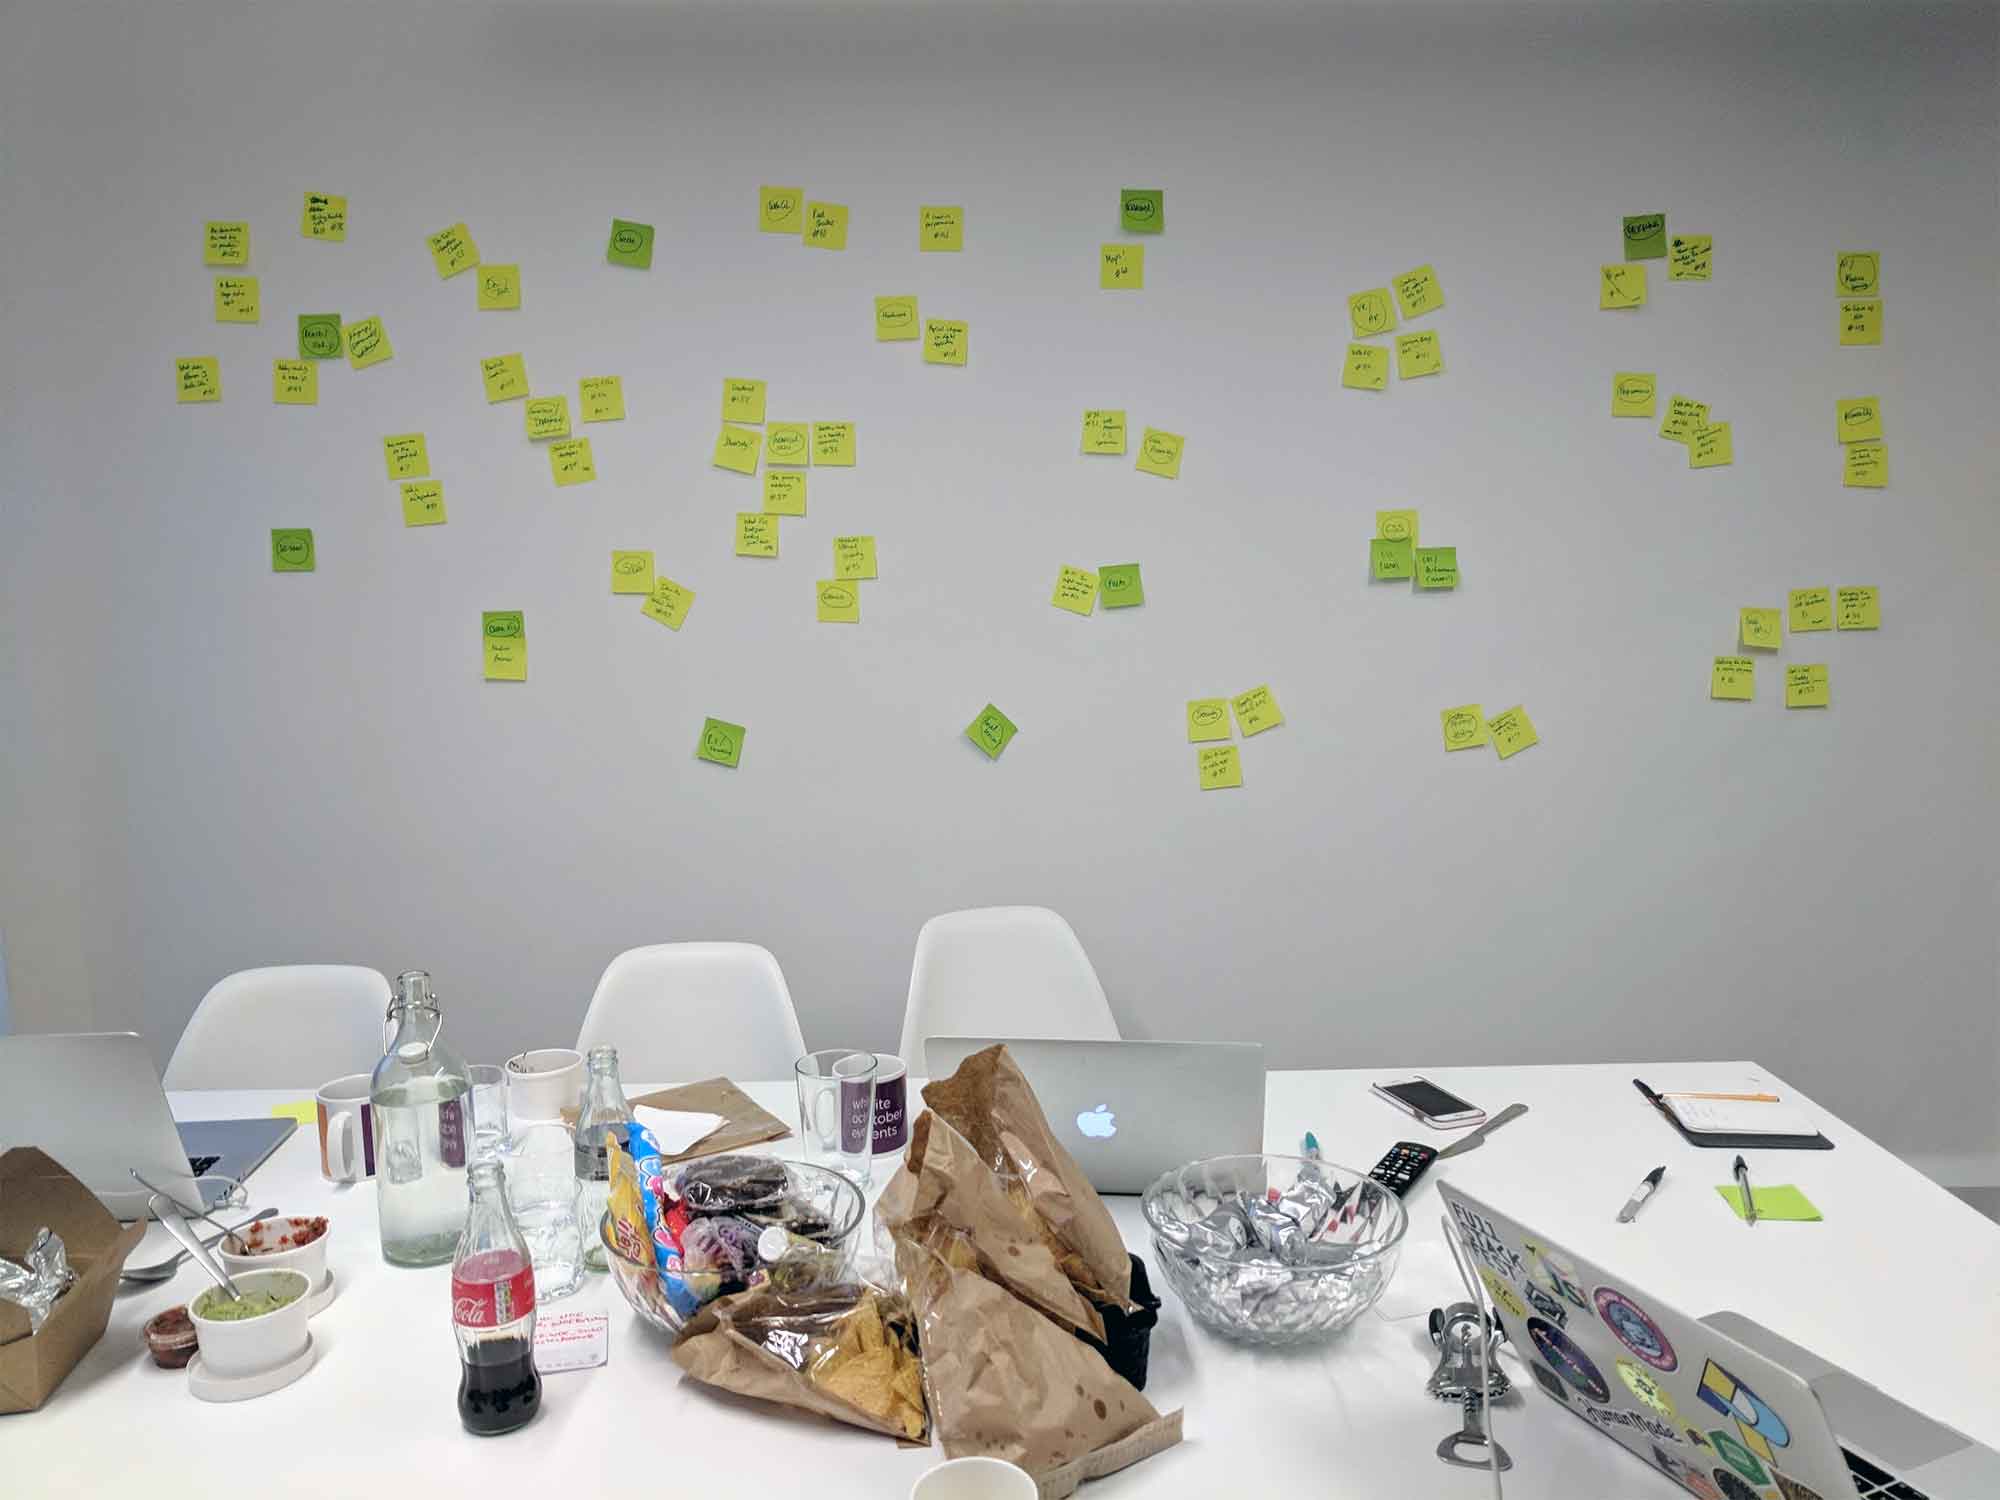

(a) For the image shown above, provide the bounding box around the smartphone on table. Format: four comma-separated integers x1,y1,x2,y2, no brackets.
1371,1075,1486,1130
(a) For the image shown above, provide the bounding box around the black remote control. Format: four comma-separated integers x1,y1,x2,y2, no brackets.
1368,1141,1438,1196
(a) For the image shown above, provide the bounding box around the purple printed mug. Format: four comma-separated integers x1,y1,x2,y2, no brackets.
872,1055,909,1155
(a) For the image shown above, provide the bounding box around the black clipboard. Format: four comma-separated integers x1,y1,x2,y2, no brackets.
1633,1080,1835,1151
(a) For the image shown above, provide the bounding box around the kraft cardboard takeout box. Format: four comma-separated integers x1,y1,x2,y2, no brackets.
0,1147,146,1412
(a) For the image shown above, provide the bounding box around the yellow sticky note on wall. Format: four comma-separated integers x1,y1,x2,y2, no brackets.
1375,509,1419,545
1612,373,1657,418
482,353,528,403
767,422,810,466
875,296,918,341
1081,410,1127,455
428,223,479,278
204,221,249,267
1487,706,1539,760
301,192,346,241
1838,300,1882,346
713,425,762,475
1396,331,1443,379
1134,427,1184,477
1347,288,1396,338
1667,234,1712,281
1689,423,1733,469
476,264,521,311
1600,264,1647,309
815,579,861,623
1843,441,1887,489
1100,244,1144,289
919,205,963,251
1441,705,1487,751
548,437,595,486
1836,251,1879,295
1342,343,1388,391
1187,700,1231,743
1392,264,1445,319
923,319,968,366
1786,664,1829,709
175,356,221,403
1789,587,1832,633
580,376,624,423
1835,396,1881,443
213,276,260,323
1835,586,1879,630
812,422,856,466
736,513,779,557
1051,566,1099,616
763,471,806,516
401,481,446,527
1198,745,1243,791
1231,684,1284,737
611,550,655,594
644,578,695,631
1711,657,1755,701
1659,395,1708,445
384,433,429,479
803,201,848,250
482,612,526,682
525,396,571,441
759,186,804,234
1739,607,1782,650
832,535,877,580
343,316,393,370
272,360,316,405
722,378,766,424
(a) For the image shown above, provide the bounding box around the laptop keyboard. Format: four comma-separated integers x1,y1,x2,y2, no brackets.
186,1154,220,1176
1843,1446,1931,1500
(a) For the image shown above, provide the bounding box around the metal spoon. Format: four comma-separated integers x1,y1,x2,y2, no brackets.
121,1208,278,1283
147,1195,245,1302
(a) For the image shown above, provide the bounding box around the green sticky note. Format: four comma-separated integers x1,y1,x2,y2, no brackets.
270,528,314,572
1187,699,1230,743
1120,188,1163,234
1623,212,1667,259
297,313,342,360
1415,546,1458,590
1099,563,1144,607
1371,538,1413,580
482,611,526,682
607,218,654,269
965,704,1017,760
1716,1185,1821,1222
696,717,744,768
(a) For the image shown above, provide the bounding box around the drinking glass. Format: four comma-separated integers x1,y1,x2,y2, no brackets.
466,1065,507,1165
794,1050,878,1186
501,1122,583,1302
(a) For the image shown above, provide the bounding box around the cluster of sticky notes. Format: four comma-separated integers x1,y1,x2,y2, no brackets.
384,433,447,528
1629,387,1732,470
1050,563,1144,617
1079,411,1184,477
1835,395,1886,489
482,611,526,681
819,536,878,622
871,297,967,365
759,186,847,250
1711,587,1877,707
1440,703,1540,761
965,703,1018,761
611,550,697,635
1099,188,1162,291
1343,264,1446,391
711,378,859,568
1600,213,1711,311
1184,685,1284,791
1368,510,1458,590
1836,251,1881,346
270,528,315,573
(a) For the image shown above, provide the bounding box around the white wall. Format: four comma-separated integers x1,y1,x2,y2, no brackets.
2,0,1996,1171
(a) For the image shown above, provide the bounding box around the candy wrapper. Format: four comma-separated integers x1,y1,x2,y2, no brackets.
0,1228,74,1335
607,1124,709,1319
673,1275,928,1442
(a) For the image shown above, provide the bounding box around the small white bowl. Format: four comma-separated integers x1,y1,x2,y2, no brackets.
189,1269,312,1378
218,1216,331,1291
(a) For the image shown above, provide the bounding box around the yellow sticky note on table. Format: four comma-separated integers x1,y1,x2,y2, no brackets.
722,378,766,424
1786,664,1829,709
1232,684,1284,737
767,422,809,466
272,360,317,405
758,186,804,234
1612,373,1657,417
1082,409,1127,455
301,192,347,241
1659,395,1708,444
1789,587,1832,633
482,353,528,403
1487,705,1539,759
1441,705,1487,751
1392,264,1444,319
643,577,695,631
1198,745,1243,791
1835,396,1882,443
1375,510,1419,545
1135,427,1184,477
525,396,570,441
548,437,595,486
1187,699,1231,743
736,513,779,557
270,1100,317,1127
175,357,221,403
343,316,392,370
816,579,861,623
477,264,520,311
763,471,806,516
875,296,918,341
1051,566,1098,616
610,551,654,594
713,424,762,475
1667,234,1712,281
919,205,963,251
803,201,848,250
1835,586,1879,630
1100,244,1144,289
923,319,968,366
427,223,479,278
1843,441,1887,488
1396,330,1443,379
1740,607,1782,650
1836,251,1879,296
1711,656,1755,701
384,433,429,479
833,535,876,580
213,276,260,323
1600,264,1647,309
401,480,446,527
204,221,249,267
1689,422,1733,469
1838,299,1882,345
1717,1184,1821,1222
580,376,624,423
1342,343,1388,391
812,421,855,466
1347,288,1396,338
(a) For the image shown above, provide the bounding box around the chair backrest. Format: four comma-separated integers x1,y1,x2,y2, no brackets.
575,943,808,1084
163,964,391,1089
897,906,1120,1065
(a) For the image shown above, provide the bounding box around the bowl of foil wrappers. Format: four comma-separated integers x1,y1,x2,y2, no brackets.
1141,1153,1405,1345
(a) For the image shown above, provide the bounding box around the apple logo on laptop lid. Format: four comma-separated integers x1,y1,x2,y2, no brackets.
1076,1105,1117,1140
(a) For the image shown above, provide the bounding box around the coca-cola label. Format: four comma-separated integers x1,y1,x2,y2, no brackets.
438,1096,466,1168
453,1251,536,1328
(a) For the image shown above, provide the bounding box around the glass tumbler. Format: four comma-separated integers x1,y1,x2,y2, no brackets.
794,1050,878,1186
500,1121,583,1302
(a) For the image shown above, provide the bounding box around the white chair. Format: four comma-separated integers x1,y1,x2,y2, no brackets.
163,964,391,1089
575,943,808,1083
897,906,1120,1065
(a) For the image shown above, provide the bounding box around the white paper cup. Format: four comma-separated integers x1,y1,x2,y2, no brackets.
910,1457,1037,1500
189,1268,312,1378
504,1048,584,1132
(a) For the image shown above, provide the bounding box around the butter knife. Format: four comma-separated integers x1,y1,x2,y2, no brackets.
1435,1102,1529,1160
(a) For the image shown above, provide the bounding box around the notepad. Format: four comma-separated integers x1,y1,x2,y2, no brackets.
1664,1094,1819,1138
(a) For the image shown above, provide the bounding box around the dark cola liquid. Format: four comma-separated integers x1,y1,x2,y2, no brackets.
458,1336,542,1435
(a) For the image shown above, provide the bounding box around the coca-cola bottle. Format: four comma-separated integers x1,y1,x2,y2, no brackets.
451,1161,543,1436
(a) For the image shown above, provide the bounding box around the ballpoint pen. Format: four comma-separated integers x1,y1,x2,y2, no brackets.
1617,1165,1667,1223
1733,1154,1757,1226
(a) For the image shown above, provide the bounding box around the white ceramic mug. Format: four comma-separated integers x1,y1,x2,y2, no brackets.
910,1457,1037,1500
504,1048,585,1132
315,1073,376,1183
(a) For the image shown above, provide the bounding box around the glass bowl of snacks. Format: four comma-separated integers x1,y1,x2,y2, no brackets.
602,1153,866,1337
1142,1153,1405,1346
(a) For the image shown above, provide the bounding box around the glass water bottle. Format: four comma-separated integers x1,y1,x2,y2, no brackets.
371,969,473,1266
572,1045,633,1273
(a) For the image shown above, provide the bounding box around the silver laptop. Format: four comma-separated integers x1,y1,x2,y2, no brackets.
0,1033,295,1219
922,1038,1264,1194
1438,1182,2000,1500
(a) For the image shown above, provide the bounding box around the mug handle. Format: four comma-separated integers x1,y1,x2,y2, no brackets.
329,1110,359,1182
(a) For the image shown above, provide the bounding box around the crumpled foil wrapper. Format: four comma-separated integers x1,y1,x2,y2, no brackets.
0,1227,76,1334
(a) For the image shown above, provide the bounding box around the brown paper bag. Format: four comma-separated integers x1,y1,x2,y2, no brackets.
922,1044,1132,1310
878,1112,1107,1341
563,1076,789,1163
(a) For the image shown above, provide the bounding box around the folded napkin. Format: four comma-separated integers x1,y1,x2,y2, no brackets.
633,1106,725,1156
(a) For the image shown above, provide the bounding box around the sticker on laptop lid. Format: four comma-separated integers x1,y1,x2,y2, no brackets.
1479,1266,1526,1320
1706,1431,1769,1487
1620,1359,1685,1425
1528,1361,1571,1404
1594,1285,1678,1371
1527,1316,1610,1402
1524,1282,1569,1326
1448,1200,1526,1283
1651,1449,1723,1500
1769,1471,1825,1500
1525,1240,1590,1309
1708,1466,1764,1500
1697,1359,1790,1462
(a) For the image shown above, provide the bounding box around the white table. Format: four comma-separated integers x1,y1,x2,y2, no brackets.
5,1062,1996,1496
